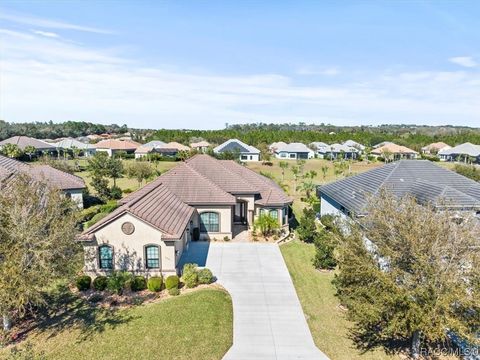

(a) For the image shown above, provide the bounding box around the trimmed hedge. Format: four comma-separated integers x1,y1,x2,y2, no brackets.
76,275,92,291
198,268,214,284
182,263,198,288
93,276,108,291
131,276,147,292
165,275,179,290
168,287,180,296
147,276,163,292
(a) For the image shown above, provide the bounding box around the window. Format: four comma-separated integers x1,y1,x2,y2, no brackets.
99,245,113,270
269,209,278,220
289,153,296,159
200,212,220,232
145,245,160,269
241,155,248,160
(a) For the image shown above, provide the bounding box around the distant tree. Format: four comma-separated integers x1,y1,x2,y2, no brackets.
298,179,316,199
334,191,480,358
291,166,299,194
88,152,124,198
125,161,155,187
297,159,306,175
176,150,190,162
1,143,23,158
106,157,123,188
321,165,329,181
24,145,36,161
0,175,80,331
279,161,289,181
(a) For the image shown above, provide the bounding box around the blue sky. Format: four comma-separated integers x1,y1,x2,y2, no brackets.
0,1,479,129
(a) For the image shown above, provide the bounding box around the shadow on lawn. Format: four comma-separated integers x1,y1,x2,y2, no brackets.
26,284,136,343
349,324,409,356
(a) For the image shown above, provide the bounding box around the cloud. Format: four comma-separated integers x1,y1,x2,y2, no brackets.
449,56,477,68
0,28,479,129
32,30,60,38
0,10,113,34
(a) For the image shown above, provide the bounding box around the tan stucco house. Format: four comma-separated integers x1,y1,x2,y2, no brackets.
79,154,292,276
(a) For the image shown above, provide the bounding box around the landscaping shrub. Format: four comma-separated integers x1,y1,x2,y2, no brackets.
312,230,337,270
147,276,163,292
198,268,214,284
165,275,179,290
76,275,91,291
297,207,317,243
110,186,123,200
131,276,147,292
93,276,108,291
107,271,133,295
168,287,180,296
182,263,199,288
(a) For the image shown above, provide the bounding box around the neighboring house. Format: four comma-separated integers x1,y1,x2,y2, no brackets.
271,142,314,160
135,141,189,159
78,154,292,276
0,136,56,155
49,137,97,157
343,140,366,152
318,160,480,220
309,142,329,158
438,142,480,163
372,141,393,149
95,139,141,157
320,143,359,160
190,140,211,153
370,143,418,160
134,140,166,159
0,154,86,208
421,142,451,155
214,139,260,162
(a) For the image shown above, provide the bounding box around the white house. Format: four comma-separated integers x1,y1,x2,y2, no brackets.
438,142,480,163
49,138,97,157
271,142,314,160
214,139,260,162
343,140,366,152
321,143,359,160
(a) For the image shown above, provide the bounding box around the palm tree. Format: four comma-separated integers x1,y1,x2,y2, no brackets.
321,165,329,181
24,145,36,161
1,144,23,159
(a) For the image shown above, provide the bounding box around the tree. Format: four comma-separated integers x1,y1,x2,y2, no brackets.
279,161,289,181
333,191,480,357
254,213,280,236
0,175,81,331
312,230,337,270
321,165,329,181
125,161,155,187
24,145,36,161
107,156,124,187
88,152,124,197
296,207,317,243
291,166,299,194
1,143,23,158
298,179,316,198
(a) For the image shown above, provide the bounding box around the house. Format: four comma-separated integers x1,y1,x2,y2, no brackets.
372,141,393,149
0,154,86,208
271,142,314,160
135,141,189,159
0,136,56,155
370,143,418,160
317,143,358,160
134,140,165,159
190,140,211,153
214,139,260,162
49,138,96,157
78,154,292,276
343,140,366,152
421,142,451,155
95,139,141,157
438,142,480,163
318,160,480,220
309,142,329,157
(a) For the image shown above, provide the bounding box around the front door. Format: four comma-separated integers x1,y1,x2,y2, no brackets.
234,201,247,225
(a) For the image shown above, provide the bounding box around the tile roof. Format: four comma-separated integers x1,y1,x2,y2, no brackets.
94,139,141,150
143,140,166,148
214,139,260,154
273,142,313,153
190,141,210,148
438,142,480,157
0,155,85,190
343,140,366,150
82,183,194,240
49,138,96,150
310,142,329,150
319,160,480,215
0,136,55,150
371,143,418,155
421,142,451,152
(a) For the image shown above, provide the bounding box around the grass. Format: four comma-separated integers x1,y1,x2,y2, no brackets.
280,240,398,360
246,158,382,216
2,288,233,360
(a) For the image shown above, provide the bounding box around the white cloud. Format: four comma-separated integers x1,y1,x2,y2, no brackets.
0,28,479,129
0,10,113,34
32,30,60,38
449,56,477,68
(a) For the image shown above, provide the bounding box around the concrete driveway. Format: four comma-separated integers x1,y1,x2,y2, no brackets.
179,242,329,360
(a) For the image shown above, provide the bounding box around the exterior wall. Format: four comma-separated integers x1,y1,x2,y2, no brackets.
135,152,149,159
274,151,314,160
320,193,348,220
239,153,260,162
255,205,290,230
96,148,113,157
194,205,233,240
65,189,84,209
83,213,188,277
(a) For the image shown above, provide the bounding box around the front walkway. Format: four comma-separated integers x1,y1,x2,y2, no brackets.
179,242,329,360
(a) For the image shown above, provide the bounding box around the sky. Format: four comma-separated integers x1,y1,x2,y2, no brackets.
0,1,479,129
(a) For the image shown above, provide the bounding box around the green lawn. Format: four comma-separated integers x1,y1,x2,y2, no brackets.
280,240,398,360
2,289,233,360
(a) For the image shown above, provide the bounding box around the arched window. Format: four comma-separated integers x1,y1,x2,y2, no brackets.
269,209,278,220
145,245,160,269
200,212,220,232
99,245,113,270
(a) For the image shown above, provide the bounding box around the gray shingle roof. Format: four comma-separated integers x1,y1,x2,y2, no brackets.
0,155,85,190
0,136,55,151
319,160,480,215
49,138,96,150
438,142,480,157
274,142,313,153
214,139,260,154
